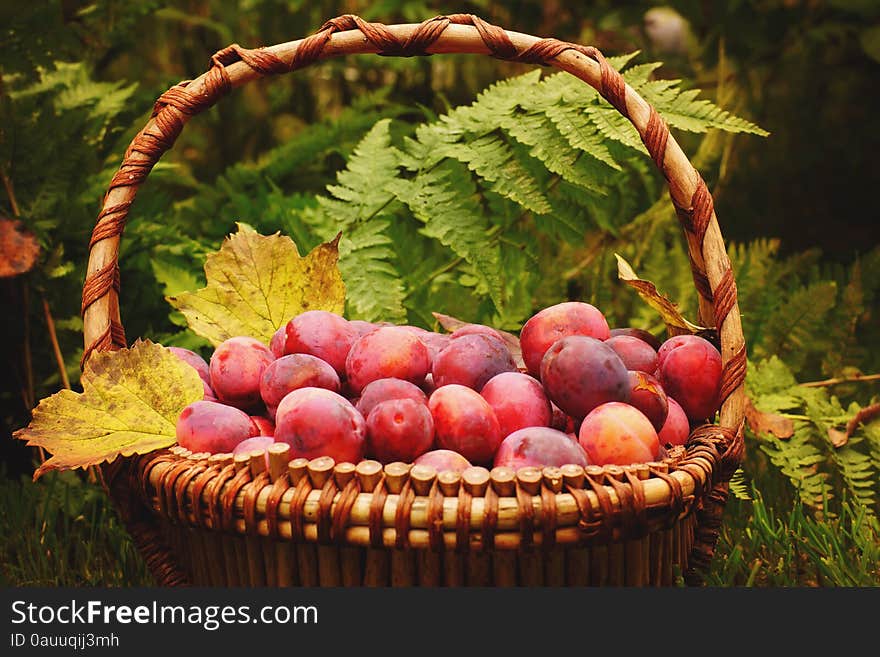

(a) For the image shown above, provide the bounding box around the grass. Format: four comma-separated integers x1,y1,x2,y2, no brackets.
1,464,878,587
0,468,152,587
707,490,880,586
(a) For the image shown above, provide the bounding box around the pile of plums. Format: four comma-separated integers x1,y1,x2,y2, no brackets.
173,302,723,474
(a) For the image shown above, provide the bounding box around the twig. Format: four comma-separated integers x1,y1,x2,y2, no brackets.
22,285,34,409
1,168,21,218
42,296,70,390
800,373,880,388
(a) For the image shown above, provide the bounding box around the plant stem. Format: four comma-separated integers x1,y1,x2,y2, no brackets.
42,296,70,390
410,256,464,295
1,168,21,217
800,373,880,388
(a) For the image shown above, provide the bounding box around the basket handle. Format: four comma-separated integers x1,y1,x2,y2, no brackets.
81,13,746,436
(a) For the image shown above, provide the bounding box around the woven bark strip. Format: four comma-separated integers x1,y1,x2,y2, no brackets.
83,14,749,586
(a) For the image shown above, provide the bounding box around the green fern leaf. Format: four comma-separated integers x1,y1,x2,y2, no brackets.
338,220,408,324
639,83,769,136
621,61,665,87
387,159,504,309
729,468,752,501
319,118,400,226
503,110,611,193
756,281,838,371
584,104,648,154
443,133,552,215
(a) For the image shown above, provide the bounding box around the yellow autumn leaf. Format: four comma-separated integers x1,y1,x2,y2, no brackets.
14,340,204,480
615,253,708,334
167,223,346,346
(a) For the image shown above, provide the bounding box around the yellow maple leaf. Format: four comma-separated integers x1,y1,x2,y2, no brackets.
167,224,346,346
15,340,204,480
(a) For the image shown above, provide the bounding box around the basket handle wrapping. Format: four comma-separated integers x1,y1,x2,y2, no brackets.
81,14,747,583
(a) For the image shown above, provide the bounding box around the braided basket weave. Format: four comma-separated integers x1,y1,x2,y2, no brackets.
83,14,747,587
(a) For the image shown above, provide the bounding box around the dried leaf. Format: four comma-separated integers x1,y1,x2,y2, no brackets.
615,253,708,334
167,224,346,346
14,340,203,480
744,395,795,439
827,428,848,449
828,402,880,448
432,311,525,370
0,217,40,277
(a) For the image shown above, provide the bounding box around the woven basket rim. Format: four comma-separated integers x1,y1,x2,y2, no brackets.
134,432,728,552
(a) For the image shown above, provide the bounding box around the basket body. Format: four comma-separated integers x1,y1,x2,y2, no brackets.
157,515,698,587
83,14,748,587
114,428,734,586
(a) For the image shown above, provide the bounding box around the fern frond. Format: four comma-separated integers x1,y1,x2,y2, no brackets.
338,219,408,324
729,468,753,501
831,439,877,515
503,110,612,193
637,83,770,136
759,429,833,510
318,118,401,227
443,133,552,215
584,104,648,153
757,281,838,371
387,159,504,309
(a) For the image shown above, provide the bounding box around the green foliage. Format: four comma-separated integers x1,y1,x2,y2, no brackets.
0,469,150,586
260,56,767,332
746,357,880,517
707,488,880,587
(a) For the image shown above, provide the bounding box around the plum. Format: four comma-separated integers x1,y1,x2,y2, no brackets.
274,387,366,463
232,435,276,468
658,334,722,422
520,302,610,376
480,371,551,438
428,384,502,464
250,415,275,437
366,398,435,463
167,346,211,385
493,427,589,469
606,335,659,374
431,333,516,391
417,332,452,367
355,378,427,419
450,323,505,342
626,370,669,432
349,320,380,337
284,310,357,377
413,449,472,474
658,397,690,447
269,326,286,358
209,336,274,410
176,400,258,454
345,326,430,394
578,402,661,466
540,335,630,419
260,353,340,418
609,327,662,351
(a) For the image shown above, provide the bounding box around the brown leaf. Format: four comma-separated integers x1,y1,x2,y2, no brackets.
827,428,848,448
432,311,525,370
0,217,40,277
744,395,794,439
615,253,709,335
828,402,880,448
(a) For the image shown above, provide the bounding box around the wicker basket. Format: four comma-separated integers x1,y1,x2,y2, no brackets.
82,14,747,587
